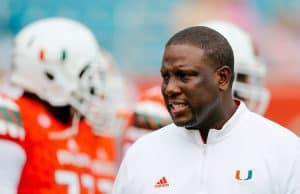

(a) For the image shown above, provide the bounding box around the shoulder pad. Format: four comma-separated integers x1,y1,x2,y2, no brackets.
0,96,25,140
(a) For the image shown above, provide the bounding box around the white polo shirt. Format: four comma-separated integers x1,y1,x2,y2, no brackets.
112,102,300,194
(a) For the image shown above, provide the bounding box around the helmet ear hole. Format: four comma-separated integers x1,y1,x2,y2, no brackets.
89,87,95,95
236,73,248,83
44,71,55,80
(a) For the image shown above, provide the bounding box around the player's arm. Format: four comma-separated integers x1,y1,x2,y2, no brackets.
0,140,26,194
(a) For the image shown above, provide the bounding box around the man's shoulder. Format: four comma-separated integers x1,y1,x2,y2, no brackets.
136,123,178,142
245,111,299,144
124,123,179,154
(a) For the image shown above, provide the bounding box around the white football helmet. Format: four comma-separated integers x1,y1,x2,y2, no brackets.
69,57,108,130
11,17,102,107
198,20,270,115
86,49,135,135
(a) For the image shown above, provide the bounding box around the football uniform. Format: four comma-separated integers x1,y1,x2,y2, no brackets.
0,94,117,194
4,17,116,194
79,120,118,194
16,95,96,194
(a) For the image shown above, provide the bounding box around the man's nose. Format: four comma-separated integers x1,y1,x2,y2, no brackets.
164,78,180,96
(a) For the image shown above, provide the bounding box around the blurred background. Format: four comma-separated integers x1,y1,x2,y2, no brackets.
0,0,300,134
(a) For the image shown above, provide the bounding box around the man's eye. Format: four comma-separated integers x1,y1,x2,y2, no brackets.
178,72,189,81
161,74,169,82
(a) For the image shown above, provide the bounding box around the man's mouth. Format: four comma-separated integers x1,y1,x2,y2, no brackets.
169,102,188,115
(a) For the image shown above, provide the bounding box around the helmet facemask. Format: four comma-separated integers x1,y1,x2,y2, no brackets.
233,60,270,115
69,60,111,134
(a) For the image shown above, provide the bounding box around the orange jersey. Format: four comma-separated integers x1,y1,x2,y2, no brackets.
0,94,118,194
79,121,118,194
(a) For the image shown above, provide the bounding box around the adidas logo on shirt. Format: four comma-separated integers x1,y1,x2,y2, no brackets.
154,176,169,188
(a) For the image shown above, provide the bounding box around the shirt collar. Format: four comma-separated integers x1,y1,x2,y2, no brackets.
179,100,248,145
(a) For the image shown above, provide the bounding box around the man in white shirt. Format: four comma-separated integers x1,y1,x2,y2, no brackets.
112,25,300,194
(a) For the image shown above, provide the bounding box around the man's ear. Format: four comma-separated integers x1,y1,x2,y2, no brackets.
215,66,232,91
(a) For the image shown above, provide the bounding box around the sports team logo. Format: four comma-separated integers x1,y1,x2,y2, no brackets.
235,169,253,181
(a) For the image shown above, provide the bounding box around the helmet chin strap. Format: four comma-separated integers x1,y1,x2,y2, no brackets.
49,111,80,139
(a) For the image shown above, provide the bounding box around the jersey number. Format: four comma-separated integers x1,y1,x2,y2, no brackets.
55,170,113,194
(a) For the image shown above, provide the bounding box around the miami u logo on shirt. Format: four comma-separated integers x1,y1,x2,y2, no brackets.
235,169,253,180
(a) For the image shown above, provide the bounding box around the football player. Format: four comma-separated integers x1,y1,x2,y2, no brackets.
71,51,124,194
0,17,114,194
